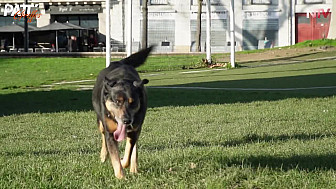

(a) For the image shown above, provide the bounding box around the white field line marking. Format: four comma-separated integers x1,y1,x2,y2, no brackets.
142,73,165,77
180,68,227,74
148,86,336,91
53,80,95,85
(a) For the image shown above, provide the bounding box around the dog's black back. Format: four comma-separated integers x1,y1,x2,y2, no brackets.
91,47,153,179
92,47,152,127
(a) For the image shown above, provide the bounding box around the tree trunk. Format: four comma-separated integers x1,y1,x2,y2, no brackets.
141,0,148,49
195,0,202,52
327,1,336,39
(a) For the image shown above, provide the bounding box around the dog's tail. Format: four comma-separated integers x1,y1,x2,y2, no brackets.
121,46,154,68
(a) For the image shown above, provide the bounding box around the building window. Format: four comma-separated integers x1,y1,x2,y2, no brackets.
0,16,37,27
141,19,175,52
251,0,272,5
244,0,278,5
304,0,323,4
243,19,279,50
191,0,221,6
190,19,228,52
150,0,168,5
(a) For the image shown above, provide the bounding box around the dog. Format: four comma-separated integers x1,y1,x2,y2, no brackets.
92,47,152,179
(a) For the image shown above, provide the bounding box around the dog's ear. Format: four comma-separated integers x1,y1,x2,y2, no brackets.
103,77,117,94
121,46,154,68
133,79,149,88
104,77,117,87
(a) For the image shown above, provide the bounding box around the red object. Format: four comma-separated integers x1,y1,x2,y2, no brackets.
296,12,331,43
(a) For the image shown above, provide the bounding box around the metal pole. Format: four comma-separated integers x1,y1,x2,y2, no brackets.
13,33,15,50
126,0,132,57
230,0,235,68
327,0,336,39
106,0,111,67
205,0,211,63
24,0,29,52
55,30,58,52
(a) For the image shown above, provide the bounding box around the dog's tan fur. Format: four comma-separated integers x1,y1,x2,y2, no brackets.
92,47,152,179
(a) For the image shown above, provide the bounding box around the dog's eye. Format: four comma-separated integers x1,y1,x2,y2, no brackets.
113,99,122,105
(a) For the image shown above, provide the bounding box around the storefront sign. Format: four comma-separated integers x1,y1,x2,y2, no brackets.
190,11,228,20
243,11,279,20
148,12,175,20
306,8,330,18
2,3,41,23
251,0,272,5
47,5,102,14
304,0,323,3
150,0,168,5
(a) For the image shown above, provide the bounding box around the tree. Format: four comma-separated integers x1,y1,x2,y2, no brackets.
195,0,202,52
141,0,148,49
327,0,336,39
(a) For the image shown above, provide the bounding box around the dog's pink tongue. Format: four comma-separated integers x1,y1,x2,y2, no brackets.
114,123,126,142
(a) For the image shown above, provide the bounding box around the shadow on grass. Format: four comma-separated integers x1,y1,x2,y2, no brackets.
184,133,336,148
0,73,335,116
0,90,93,116
145,133,336,171
224,154,336,171
238,51,321,64
221,133,336,171
148,73,336,107
3,148,97,157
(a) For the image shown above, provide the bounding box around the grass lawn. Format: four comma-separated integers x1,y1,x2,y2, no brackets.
0,50,336,188
0,55,204,90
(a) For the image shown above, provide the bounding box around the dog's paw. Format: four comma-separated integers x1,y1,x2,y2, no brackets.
100,149,108,163
115,169,125,179
100,155,106,163
121,158,130,168
130,165,138,174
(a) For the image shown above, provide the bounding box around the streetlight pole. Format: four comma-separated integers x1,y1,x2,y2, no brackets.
105,0,111,67
126,0,132,57
205,0,211,63
24,0,29,52
230,0,235,68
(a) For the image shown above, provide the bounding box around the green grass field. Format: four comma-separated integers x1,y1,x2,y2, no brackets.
0,49,336,188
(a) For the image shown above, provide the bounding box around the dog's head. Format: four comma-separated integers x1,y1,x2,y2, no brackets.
103,78,148,141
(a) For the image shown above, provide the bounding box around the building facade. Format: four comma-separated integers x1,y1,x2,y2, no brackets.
0,0,333,52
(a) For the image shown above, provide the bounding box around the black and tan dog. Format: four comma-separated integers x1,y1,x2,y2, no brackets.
92,47,152,179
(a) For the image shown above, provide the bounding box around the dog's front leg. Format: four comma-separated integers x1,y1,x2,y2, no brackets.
121,139,138,173
105,132,125,179
121,137,137,169
121,132,138,173
99,121,108,163
130,143,138,173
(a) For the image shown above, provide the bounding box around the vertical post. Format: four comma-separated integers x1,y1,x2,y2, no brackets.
195,0,202,52
13,33,15,49
141,0,148,49
127,0,133,57
289,0,292,45
55,30,59,52
290,0,296,45
230,0,235,68
106,0,111,67
205,0,211,63
327,0,336,39
24,0,29,52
